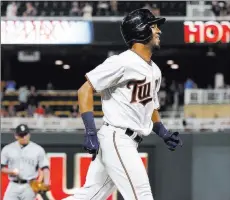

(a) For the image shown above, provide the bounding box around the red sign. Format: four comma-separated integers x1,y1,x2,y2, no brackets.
1,153,148,200
184,21,230,43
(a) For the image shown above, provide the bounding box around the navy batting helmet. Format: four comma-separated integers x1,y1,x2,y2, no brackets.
120,9,166,47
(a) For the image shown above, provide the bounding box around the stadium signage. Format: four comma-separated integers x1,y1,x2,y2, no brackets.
1,20,93,44
1,153,148,200
184,21,230,43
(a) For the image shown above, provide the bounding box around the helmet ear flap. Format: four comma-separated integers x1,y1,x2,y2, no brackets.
136,23,152,35
141,24,153,44
127,24,152,47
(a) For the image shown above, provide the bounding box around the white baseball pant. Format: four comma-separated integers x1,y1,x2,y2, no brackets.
3,182,36,200
63,124,154,200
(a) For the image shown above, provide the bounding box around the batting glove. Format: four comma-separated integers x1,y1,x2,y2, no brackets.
83,132,99,161
81,112,100,161
153,122,183,151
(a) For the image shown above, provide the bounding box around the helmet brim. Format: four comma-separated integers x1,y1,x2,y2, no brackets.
148,17,166,27
16,132,29,137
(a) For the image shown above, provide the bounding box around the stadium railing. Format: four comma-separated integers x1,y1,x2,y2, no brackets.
185,89,230,104
1,117,230,132
2,16,230,21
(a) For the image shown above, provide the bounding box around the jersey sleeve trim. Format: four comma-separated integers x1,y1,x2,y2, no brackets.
41,166,49,170
1,164,7,168
85,75,96,92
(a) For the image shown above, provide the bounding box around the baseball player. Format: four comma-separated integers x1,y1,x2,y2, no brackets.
1,124,50,200
64,9,183,200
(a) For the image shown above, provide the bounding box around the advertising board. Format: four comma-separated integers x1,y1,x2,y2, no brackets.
1,152,148,200
1,19,229,45
184,21,230,43
1,20,93,44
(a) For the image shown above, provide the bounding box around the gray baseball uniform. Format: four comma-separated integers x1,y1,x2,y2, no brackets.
1,141,49,200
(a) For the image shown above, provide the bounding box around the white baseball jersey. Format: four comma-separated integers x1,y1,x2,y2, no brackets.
86,50,161,136
1,141,49,180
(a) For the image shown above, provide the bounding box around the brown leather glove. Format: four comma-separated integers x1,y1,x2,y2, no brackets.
30,180,50,194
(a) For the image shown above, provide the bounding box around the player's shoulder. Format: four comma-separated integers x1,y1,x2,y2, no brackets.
118,50,136,63
151,61,162,75
29,141,45,151
2,144,9,151
103,54,120,64
2,141,16,150
103,50,130,65
104,50,138,69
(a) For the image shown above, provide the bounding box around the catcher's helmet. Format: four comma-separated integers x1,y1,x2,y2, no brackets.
15,124,30,137
120,9,166,47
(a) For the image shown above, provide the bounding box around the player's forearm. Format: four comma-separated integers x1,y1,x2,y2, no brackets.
1,167,16,175
42,168,50,185
78,81,97,134
151,109,161,123
37,169,44,182
78,81,94,114
152,110,168,138
152,109,165,137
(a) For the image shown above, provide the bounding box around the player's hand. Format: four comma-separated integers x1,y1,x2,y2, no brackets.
42,183,51,192
83,131,99,161
163,131,183,151
42,180,51,192
11,168,19,176
81,112,99,161
153,122,183,151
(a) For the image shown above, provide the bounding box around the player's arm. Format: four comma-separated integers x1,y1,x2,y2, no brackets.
78,56,125,160
78,80,97,132
41,168,50,185
151,108,183,151
78,81,94,113
77,80,99,161
151,78,182,151
1,166,19,176
1,147,18,176
151,109,161,123
151,108,167,138
37,169,44,182
38,148,50,185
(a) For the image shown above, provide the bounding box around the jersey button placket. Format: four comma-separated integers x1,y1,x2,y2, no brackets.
151,67,156,103
19,148,24,178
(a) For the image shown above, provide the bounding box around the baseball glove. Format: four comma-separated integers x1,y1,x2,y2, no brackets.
30,180,50,194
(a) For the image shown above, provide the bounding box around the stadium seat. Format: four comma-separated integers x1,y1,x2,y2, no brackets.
1,1,188,17
2,91,103,117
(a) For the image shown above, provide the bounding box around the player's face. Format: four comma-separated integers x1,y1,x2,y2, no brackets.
149,24,161,50
15,134,30,145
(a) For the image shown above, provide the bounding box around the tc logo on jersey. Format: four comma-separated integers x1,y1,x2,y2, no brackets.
127,77,152,106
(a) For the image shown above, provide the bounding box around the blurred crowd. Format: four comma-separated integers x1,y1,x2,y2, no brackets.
210,1,230,16
0,78,198,118
0,81,80,118
1,76,229,118
2,1,229,18
158,77,198,112
189,1,230,16
2,1,184,17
